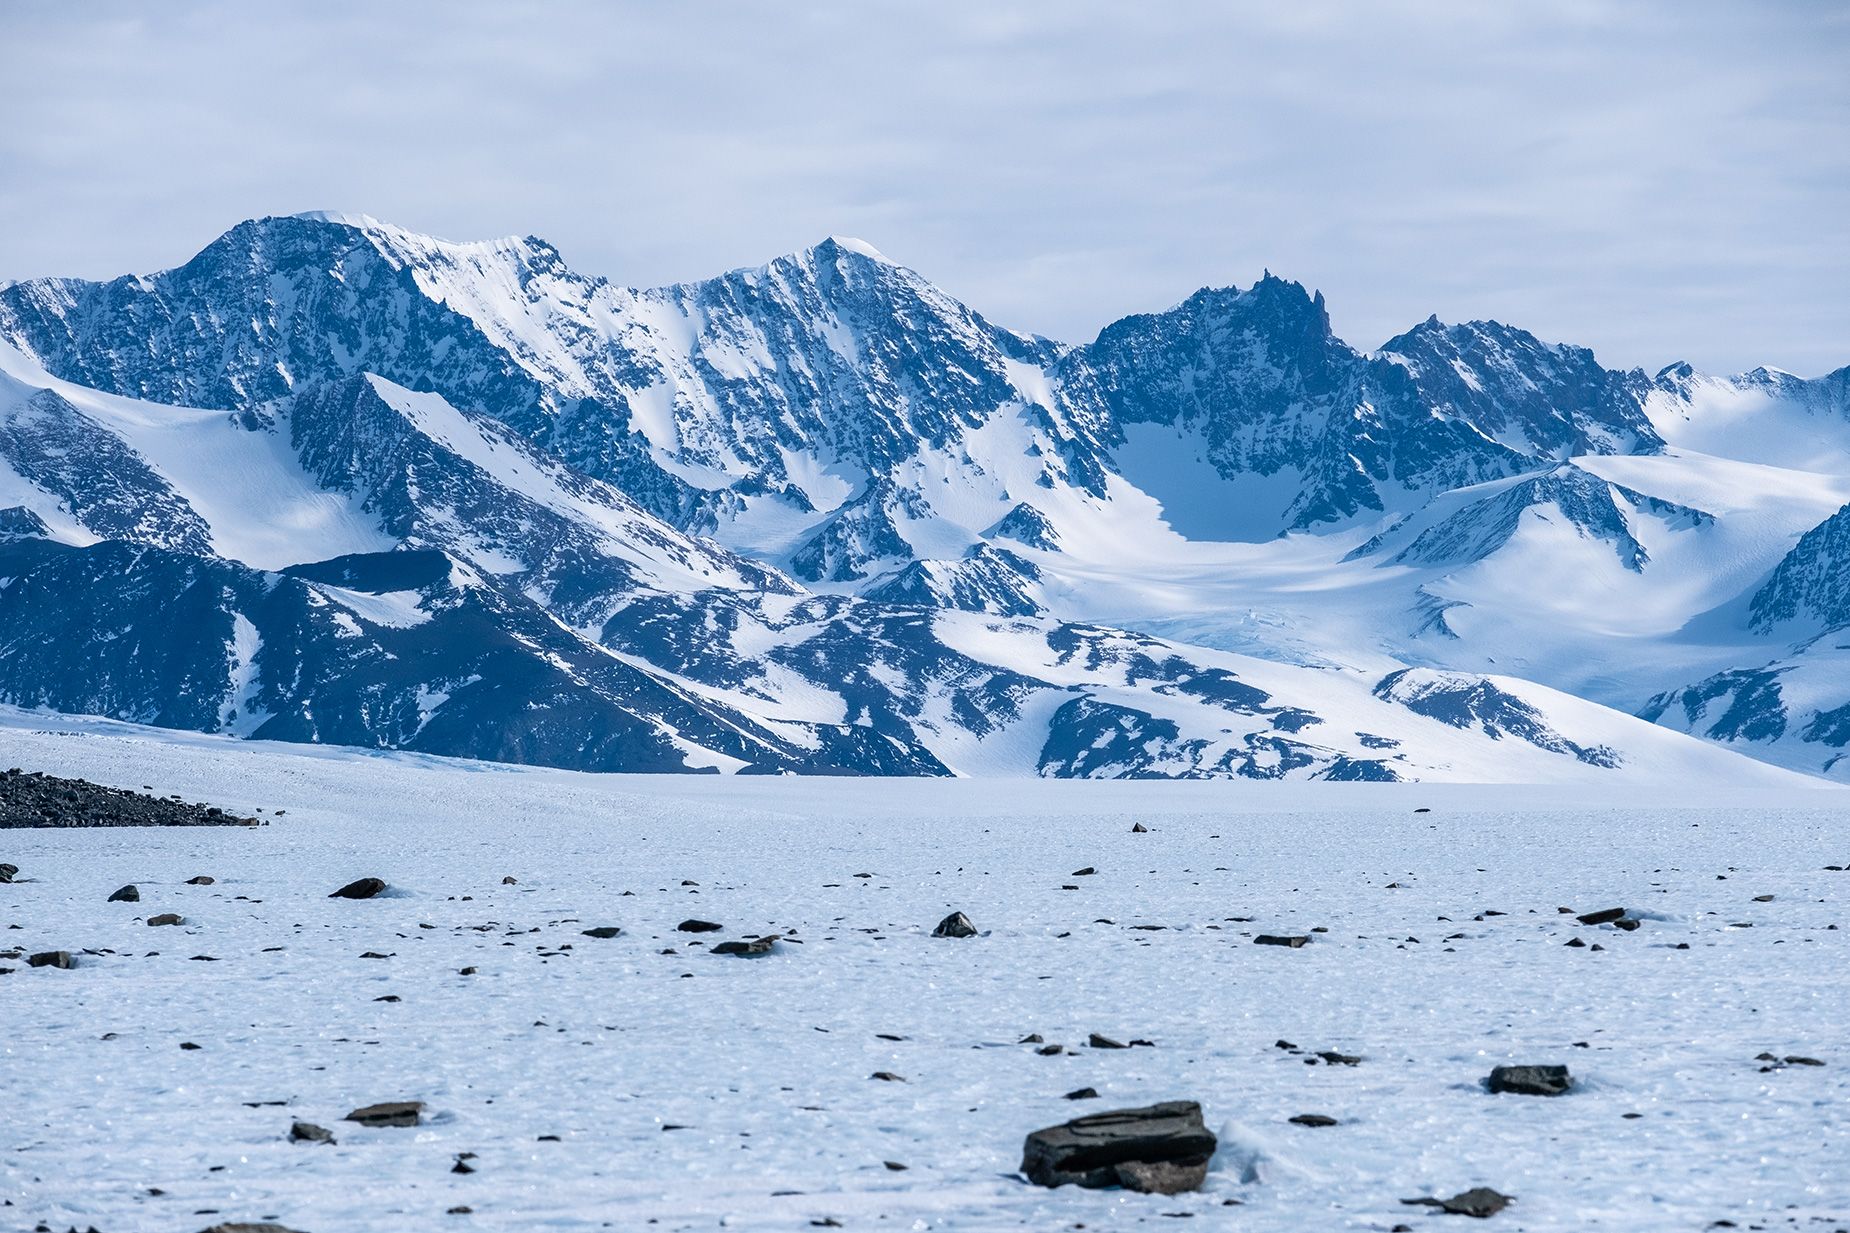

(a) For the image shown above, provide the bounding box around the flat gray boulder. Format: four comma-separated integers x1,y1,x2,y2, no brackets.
345,1100,424,1127
1021,1100,1217,1194
1487,1064,1571,1096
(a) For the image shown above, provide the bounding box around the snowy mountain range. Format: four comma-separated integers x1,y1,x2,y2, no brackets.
0,211,1844,781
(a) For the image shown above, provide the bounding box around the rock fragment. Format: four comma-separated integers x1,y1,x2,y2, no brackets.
345,1100,424,1127
712,934,779,956
107,884,140,902
1021,1100,1217,1194
27,950,72,968
580,926,621,939
147,913,184,926
1575,907,1625,926
932,911,977,938
677,919,723,933
1402,1187,1513,1218
289,1121,335,1144
329,877,387,900
1487,1064,1571,1096
1254,934,1309,948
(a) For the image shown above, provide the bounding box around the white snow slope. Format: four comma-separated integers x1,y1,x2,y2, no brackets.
3,712,1847,1232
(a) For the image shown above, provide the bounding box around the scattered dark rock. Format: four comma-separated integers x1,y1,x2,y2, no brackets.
1575,907,1625,926
330,877,387,900
345,1100,424,1127
870,1071,905,1082
452,1152,476,1174
180,1041,202,1050
501,876,518,885
932,911,977,938
1065,1087,1100,1100
289,1121,334,1144
27,950,72,969
1254,935,1309,948
1036,1044,1065,1056
1317,1050,1361,1066
1402,1187,1513,1218
1021,1100,1217,1194
580,926,622,939
1487,1065,1571,1096
1088,1033,1127,1049
1289,1113,1338,1127
1131,823,1148,833
0,768,255,829
107,884,140,903
677,919,723,933
198,1224,311,1233
712,934,779,956
1612,918,1640,932
0,861,16,881
1564,937,1587,948
883,1160,908,1171
1072,867,1096,877
186,876,216,886
147,913,184,926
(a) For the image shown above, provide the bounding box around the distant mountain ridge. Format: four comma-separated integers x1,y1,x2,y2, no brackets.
0,212,1843,782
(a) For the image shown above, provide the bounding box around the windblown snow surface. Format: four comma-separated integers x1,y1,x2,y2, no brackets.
3,711,1847,1232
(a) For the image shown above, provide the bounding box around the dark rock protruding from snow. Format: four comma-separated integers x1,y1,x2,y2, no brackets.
0,767,254,828
27,950,73,968
186,875,216,885
1020,1100,1217,1194
1254,934,1310,948
329,877,387,900
147,912,184,926
289,1120,335,1144
1402,1186,1514,1217
108,883,140,902
712,935,780,956
676,919,723,933
932,911,977,938
581,926,621,939
1575,907,1626,925
1487,1064,1572,1096
345,1100,424,1127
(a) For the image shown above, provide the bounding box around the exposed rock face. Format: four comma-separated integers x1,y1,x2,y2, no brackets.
108,883,140,902
147,912,184,926
27,950,73,969
1020,1100,1217,1194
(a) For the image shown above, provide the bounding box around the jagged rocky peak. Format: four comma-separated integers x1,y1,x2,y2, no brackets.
1748,501,1850,635
0,505,51,539
1375,316,1660,456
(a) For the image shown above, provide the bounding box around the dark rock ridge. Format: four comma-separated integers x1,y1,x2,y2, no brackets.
0,767,255,828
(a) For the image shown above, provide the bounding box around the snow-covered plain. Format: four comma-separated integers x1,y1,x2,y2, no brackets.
4,714,1848,1232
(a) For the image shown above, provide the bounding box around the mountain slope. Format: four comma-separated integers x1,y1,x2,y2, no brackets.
0,212,1846,781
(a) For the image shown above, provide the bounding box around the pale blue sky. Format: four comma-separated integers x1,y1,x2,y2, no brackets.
1,1,1845,375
